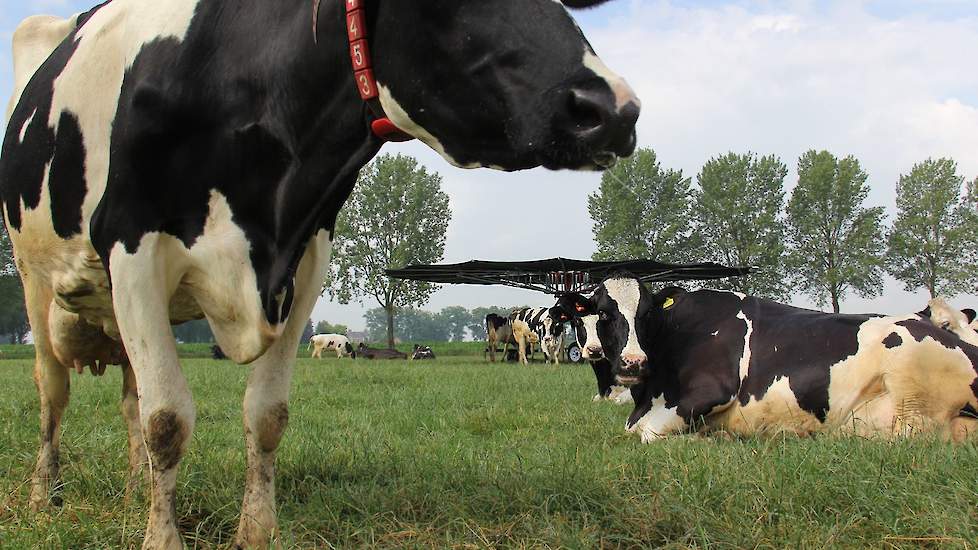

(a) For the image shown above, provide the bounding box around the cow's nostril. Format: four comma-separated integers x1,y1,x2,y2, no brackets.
568,89,606,136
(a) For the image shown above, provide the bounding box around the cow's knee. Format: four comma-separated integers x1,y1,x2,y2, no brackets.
254,402,289,453
145,409,190,471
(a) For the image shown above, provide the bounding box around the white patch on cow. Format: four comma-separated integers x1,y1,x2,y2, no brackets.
185,191,290,363
582,50,640,112
611,386,633,404
736,309,753,379
603,278,645,362
732,292,747,300
18,109,36,142
378,85,480,169
720,376,822,436
711,330,719,337
629,398,686,442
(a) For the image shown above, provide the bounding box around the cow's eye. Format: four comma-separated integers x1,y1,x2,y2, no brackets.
941,322,951,330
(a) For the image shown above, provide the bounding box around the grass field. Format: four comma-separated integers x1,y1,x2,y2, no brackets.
1,349,977,549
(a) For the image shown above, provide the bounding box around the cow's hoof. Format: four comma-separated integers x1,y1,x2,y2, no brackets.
141,524,183,550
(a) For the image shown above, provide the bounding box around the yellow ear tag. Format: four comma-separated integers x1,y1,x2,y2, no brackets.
662,297,675,310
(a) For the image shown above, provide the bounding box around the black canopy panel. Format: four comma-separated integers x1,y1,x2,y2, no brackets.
386,257,752,295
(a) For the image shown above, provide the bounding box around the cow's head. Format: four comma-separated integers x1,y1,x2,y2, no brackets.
557,276,659,385
558,302,605,361
370,0,639,171
919,299,978,344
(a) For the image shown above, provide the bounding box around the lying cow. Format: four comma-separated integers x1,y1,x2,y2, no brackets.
309,333,356,359
356,343,408,360
410,345,436,360
1,0,637,545
919,298,978,347
564,312,632,403
558,275,978,443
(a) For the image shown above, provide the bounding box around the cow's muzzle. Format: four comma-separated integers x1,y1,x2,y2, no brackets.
585,346,604,360
616,353,647,385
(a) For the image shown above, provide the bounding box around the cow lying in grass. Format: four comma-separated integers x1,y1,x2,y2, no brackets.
558,275,978,443
356,344,408,360
410,345,436,361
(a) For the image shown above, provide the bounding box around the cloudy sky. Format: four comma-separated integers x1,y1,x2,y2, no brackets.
2,0,977,331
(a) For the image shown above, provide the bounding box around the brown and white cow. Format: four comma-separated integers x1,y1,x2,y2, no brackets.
1,1,638,547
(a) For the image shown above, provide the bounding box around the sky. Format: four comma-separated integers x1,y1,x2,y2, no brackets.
1,0,977,332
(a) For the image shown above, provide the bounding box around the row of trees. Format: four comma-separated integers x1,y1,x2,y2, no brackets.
591,149,977,311
363,305,522,343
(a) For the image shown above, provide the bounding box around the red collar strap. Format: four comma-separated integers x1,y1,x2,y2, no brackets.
314,0,414,142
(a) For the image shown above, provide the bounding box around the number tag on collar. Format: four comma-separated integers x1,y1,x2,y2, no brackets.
662,297,675,310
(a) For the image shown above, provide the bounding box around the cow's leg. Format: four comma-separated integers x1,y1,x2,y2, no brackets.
120,360,149,497
487,333,496,362
110,241,193,550
25,278,69,510
236,232,331,549
516,334,528,365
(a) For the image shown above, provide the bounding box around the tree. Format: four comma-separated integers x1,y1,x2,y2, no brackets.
589,148,699,262
436,306,471,342
314,320,349,335
886,158,977,298
0,225,28,343
786,151,886,312
327,154,451,348
693,152,789,299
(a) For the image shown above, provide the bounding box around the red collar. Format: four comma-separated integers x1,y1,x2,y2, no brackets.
314,0,414,142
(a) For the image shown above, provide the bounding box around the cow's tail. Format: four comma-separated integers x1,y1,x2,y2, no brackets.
8,14,79,121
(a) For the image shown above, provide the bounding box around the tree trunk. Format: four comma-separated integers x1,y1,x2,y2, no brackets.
831,288,840,314
386,305,396,350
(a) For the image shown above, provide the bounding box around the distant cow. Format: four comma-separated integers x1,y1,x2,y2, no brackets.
356,343,408,360
558,275,978,443
485,313,538,362
410,345,436,361
511,307,565,364
309,334,356,359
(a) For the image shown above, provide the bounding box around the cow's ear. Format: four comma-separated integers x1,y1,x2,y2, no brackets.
557,293,595,317
964,309,976,323
561,0,613,8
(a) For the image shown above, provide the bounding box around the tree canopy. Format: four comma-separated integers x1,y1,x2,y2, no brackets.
694,152,789,299
589,148,699,263
886,158,977,298
786,151,885,312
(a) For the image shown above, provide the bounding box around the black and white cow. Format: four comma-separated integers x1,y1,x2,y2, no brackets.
410,344,436,360
563,312,632,403
0,1,638,547
558,275,978,443
511,306,565,364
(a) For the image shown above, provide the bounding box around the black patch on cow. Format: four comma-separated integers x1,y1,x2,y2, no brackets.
591,358,615,397
737,300,870,423
896,319,960,350
882,332,903,349
48,111,88,237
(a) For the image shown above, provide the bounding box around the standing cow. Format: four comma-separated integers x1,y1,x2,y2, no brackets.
511,306,565,364
309,333,355,359
0,0,639,547
558,275,978,443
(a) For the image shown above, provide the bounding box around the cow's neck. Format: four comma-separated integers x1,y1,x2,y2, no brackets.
231,0,384,323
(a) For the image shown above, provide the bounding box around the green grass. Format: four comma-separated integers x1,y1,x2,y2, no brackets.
1,355,977,549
